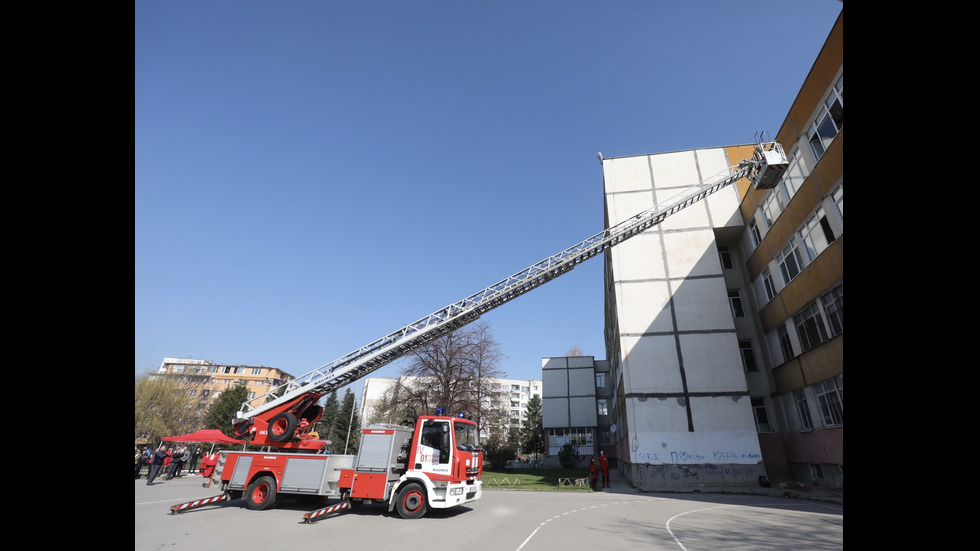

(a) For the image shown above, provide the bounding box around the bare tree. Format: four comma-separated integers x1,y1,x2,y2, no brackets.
566,345,584,356
399,321,505,429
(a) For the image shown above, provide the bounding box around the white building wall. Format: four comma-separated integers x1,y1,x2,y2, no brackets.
603,147,763,483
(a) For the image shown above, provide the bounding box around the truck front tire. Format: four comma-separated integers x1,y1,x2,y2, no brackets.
395,483,428,519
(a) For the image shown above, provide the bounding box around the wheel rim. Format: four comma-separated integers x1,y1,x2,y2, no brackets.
402,490,423,513
251,482,270,504
270,419,288,438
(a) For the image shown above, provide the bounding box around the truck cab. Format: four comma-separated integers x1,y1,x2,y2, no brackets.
340,415,482,519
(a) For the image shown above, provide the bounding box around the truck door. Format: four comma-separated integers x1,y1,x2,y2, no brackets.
415,419,451,477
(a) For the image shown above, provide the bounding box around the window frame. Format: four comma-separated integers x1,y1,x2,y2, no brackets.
794,389,814,431
815,376,843,427
806,73,844,160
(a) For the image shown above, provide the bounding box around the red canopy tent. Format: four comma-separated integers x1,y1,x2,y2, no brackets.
163,429,245,444
163,429,247,455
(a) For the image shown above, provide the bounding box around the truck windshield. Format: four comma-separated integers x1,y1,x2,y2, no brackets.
455,422,479,451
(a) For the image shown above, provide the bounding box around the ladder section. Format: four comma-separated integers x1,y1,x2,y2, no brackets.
239,150,766,420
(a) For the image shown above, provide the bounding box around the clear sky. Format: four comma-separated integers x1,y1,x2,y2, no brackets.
135,2,843,386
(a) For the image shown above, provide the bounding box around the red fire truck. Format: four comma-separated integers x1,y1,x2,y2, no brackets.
172,414,482,521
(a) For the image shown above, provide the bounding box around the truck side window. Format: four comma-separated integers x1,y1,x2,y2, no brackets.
421,421,450,464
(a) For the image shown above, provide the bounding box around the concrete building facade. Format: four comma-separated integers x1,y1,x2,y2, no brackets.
593,13,842,492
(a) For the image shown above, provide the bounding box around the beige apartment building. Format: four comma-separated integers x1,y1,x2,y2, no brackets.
155,357,296,412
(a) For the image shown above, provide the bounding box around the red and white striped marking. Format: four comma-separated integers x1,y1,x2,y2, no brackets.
303,501,350,523
169,494,228,514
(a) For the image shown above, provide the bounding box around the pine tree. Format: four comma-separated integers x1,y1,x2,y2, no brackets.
338,388,361,454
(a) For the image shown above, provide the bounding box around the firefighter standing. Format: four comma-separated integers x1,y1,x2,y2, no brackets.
598,451,610,488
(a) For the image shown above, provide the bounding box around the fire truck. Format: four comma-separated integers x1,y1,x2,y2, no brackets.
169,138,787,522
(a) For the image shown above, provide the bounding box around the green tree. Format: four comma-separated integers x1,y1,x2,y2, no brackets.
313,391,341,450
203,382,251,438
558,443,580,468
519,395,545,458
135,373,199,445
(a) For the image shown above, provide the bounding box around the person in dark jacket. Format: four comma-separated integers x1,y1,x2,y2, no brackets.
146,445,169,485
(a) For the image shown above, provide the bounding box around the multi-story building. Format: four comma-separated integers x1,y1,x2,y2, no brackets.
155,357,296,412
541,356,612,460
360,376,542,442
549,12,842,491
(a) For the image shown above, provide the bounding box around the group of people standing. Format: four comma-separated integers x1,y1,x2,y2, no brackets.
588,450,611,489
135,444,202,485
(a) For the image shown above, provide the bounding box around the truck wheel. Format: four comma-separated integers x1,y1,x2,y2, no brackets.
396,483,428,519
245,476,277,511
268,412,297,442
233,419,251,436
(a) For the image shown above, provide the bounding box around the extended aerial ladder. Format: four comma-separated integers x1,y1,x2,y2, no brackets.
232,140,788,448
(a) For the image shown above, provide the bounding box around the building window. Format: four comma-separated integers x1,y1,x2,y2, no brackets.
778,325,795,363
780,148,808,200
739,340,758,372
809,463,825,483
815,376,843,427
799,206,835,262
832,185,843,218
751,398,771,432
822,285,844,336
251,368,262,375
748,218,761,248
595,372,607,389
172,365,186,373
718,246,734,269
794,389,813,431
597,399,608,416
806,73,844,161
207,366,218,373
777,237,806,285
728,289,745,317
761,190,783,230
762,268,776,302
794,301,828,353
546,428,594,457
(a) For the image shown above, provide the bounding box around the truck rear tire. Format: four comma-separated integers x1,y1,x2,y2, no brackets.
268,412,298,442
395,483,428,519
245,476,277,511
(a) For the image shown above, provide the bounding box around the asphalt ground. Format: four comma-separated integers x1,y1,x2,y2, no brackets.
136,472,842,550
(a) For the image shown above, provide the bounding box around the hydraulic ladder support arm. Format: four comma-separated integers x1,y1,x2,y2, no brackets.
234,142,787,447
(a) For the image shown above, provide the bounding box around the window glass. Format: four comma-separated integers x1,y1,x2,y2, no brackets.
807,73,843,161
751,398,771,432
739,340,757,372
794,389,813,431
794,301,829,352
777,238,805,284
763,268,776,301
815,376,844,426
728,289,745,317
822,285,844,336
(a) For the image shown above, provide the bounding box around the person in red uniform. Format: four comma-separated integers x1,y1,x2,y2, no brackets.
598,451,610,488
589,458,599,490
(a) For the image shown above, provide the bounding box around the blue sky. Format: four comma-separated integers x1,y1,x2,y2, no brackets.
135,2,843,385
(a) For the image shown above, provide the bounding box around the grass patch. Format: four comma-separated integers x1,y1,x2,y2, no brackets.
481,468,594,492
